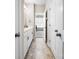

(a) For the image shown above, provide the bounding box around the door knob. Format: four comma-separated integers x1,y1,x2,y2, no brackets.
56,33,61,37
15,32,20,38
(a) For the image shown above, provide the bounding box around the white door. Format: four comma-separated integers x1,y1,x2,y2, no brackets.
15,0,20,59
56,37,63,59
55,0,64,59
55,29,63,59
15,0,24,59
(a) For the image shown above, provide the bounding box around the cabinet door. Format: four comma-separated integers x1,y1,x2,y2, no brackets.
27,30,33,48
24,32,28,56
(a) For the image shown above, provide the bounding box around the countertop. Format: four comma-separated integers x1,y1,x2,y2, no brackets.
24,26,33,32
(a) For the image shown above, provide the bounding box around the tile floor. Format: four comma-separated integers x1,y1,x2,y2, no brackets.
25,38,55,59
35,31,44,38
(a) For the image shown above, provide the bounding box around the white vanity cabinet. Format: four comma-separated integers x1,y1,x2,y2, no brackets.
26,29,33,49
24,27,33,57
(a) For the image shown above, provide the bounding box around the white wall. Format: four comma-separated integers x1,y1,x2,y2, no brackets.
35,5,45,13
24,0,46,26
24,4,34,27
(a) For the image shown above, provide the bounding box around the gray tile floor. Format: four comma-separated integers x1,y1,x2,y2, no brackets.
25,38,55,59
35,31,44,38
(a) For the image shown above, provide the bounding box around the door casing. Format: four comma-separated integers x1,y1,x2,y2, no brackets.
15,0,24,59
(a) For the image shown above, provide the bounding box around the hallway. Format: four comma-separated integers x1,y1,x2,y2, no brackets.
24,38,55,59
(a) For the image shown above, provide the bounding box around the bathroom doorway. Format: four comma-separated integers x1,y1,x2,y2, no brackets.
34,4,46,42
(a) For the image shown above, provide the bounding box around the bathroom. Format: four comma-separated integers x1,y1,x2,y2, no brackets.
15,0,64,59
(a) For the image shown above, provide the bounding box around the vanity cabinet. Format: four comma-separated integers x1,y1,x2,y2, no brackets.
24,28,33,57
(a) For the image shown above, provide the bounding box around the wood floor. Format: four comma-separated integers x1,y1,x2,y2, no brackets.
25,38,55,59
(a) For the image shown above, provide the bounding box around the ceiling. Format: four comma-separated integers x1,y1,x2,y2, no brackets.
25,0,46,5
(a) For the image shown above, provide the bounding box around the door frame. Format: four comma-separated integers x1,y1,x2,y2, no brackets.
34,5,47,41
15,0,24,59
45,10,48,43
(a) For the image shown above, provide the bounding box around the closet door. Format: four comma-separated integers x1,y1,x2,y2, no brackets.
55,0,64,59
